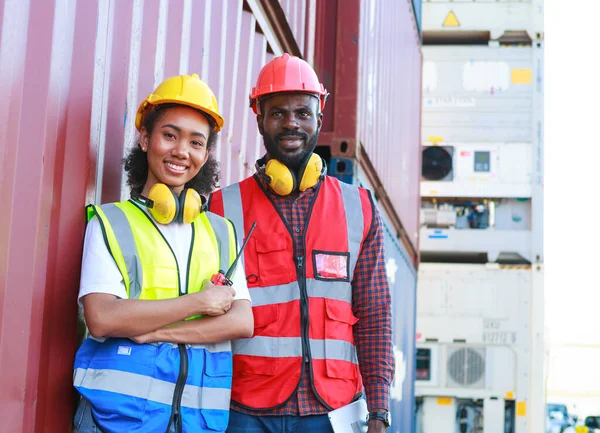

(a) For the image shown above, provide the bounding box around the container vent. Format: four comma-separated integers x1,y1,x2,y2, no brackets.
446,347,485,389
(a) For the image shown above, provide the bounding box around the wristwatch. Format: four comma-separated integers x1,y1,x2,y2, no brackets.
367,411,391,428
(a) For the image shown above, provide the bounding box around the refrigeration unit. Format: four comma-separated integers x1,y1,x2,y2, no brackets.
415,263,539,433
421,142,532,198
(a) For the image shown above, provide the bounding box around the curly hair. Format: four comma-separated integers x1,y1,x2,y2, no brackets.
123,103,220,197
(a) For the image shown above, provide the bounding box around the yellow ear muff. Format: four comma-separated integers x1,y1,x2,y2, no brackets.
180,188,202,224
265,159,296,196
147,183,179,224
298,153,323,192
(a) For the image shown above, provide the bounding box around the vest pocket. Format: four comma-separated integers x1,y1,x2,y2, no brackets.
143,266,179,299
199,409,229,432
203,350,233,386
199,350,232,432
254,236,292,286
252,303,280,330
324,300,359,379
313,250,350,281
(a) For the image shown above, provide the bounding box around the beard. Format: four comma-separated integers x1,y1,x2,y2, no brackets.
263,130,320,170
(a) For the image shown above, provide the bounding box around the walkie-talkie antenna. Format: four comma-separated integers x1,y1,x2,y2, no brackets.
224,222,257,279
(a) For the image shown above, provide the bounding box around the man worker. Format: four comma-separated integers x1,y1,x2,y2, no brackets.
208,53,394,433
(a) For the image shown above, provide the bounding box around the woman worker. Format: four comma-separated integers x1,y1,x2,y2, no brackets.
72,74,253,433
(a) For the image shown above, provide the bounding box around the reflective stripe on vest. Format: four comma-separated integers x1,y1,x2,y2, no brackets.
100,203,144,299
205,212,233,272
338,180,365,277
212,176,372,410
247,279,352,307
233,336,358,364
74,367,230,410
220,182,245,269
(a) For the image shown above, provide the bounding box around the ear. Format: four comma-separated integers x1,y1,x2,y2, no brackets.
200,148,210,166
256,114,265,136
197,143,211,171
316,112,323,132
139,127,150,151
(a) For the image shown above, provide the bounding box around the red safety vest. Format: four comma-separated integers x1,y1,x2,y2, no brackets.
209,175,373,410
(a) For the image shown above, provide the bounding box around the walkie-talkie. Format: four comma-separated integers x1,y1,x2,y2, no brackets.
210,222,257,286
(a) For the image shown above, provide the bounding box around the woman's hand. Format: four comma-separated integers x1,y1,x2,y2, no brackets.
193,280,236,316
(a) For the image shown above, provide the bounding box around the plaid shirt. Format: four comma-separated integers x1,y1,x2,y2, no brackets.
230,174,394,416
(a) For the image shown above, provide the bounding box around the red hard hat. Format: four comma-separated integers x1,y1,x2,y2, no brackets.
249,53,328,114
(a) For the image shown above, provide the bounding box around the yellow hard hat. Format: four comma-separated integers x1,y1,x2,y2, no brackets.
135,74,224,132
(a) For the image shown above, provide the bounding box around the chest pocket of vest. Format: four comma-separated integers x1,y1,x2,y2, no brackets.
324,300,359,379
142,266,179,300
251,236,293,287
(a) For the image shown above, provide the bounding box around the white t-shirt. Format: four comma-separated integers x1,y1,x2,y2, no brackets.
78,207,251,305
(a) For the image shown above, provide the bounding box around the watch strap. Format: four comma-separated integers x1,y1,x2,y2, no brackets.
367,411,390,427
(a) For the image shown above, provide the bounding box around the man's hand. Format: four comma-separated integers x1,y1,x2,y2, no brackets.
193,280,236,316
130,330,157,344
366,419,388,433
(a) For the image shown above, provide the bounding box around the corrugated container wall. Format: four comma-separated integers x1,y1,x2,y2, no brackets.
0,0,313,431
357,0,422,254
384,219,418,433
358,172,418,433
312,0,422,430
355,4,421,431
